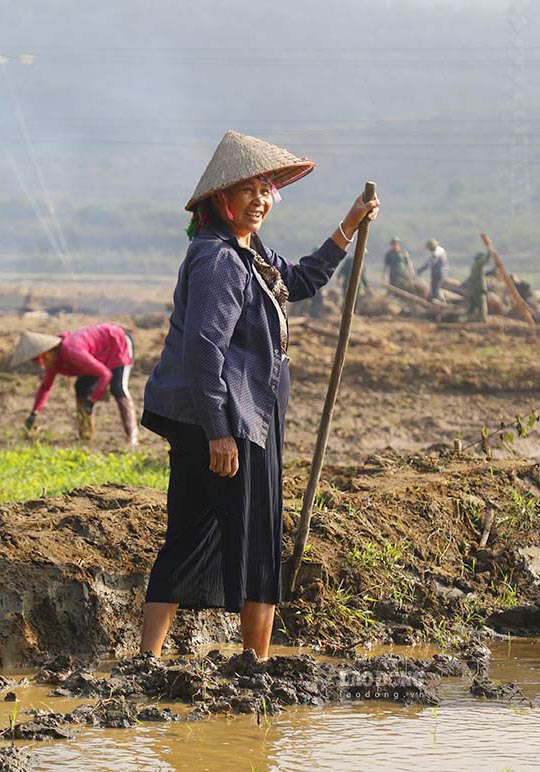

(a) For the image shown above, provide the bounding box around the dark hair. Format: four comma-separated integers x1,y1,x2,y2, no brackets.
185,199,214,240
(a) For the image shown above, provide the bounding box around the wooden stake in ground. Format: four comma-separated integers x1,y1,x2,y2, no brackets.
479,509,495,548
480,233,537,331
288,181,377,594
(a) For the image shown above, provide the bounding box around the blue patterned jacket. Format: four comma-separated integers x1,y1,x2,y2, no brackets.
143,221,346,448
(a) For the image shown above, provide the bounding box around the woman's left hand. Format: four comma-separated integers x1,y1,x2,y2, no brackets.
342,193,380,235
209,435,239,477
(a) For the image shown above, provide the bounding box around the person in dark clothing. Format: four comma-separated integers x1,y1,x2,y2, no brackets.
467,252,492,322
139,130,379,659
383,237,414,288
337,254,369,313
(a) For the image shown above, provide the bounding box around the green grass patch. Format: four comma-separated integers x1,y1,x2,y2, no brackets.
347,540,406,569
0,445,168,503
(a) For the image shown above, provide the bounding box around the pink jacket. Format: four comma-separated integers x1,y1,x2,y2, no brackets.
33,323,133,413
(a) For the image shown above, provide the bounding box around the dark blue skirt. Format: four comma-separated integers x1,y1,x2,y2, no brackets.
144,360,290,612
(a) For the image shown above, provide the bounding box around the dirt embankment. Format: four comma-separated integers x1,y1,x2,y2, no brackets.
2,303,540,664
0,485,236,668
2,452,540,666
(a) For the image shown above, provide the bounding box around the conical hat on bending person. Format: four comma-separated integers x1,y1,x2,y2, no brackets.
11,331,62,368
185,130,316,212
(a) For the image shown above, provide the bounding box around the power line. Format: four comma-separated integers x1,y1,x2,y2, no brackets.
1,67,71,260
2,135,539,150
0,143,70,267
3,47,540,65
508,0,533,215
0,60,74,271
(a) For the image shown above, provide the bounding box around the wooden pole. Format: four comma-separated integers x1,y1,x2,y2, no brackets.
480,233,537,331
288,181,376,594
384,282,438,310
479,509,495,548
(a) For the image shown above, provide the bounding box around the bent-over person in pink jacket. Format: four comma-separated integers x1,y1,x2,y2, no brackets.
11,322,138,445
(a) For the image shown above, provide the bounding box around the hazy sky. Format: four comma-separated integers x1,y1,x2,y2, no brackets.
1,0,538,267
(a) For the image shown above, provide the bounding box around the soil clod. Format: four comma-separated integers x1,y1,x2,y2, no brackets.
470,677,525,702
0,746,34,772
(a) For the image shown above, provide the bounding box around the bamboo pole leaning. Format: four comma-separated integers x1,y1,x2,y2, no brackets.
480,233,537,331
288,181,377,594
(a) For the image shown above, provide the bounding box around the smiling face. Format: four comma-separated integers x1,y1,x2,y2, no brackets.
214,176,274,240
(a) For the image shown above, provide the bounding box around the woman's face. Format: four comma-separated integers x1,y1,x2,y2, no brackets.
216,177,273,238
34,348,58,369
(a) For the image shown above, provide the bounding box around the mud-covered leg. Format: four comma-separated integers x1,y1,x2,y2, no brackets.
140,602,178,656
76,398,95,441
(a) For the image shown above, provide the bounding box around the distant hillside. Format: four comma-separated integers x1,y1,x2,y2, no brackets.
1,0,539,277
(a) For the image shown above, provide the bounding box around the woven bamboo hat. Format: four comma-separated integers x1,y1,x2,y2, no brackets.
185,130,316,212
11,331,62,368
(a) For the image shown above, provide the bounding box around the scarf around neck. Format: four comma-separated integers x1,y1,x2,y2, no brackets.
249,234,289,352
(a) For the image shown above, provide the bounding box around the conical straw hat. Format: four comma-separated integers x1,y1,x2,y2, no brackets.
11,331,62,368
185,130,316,211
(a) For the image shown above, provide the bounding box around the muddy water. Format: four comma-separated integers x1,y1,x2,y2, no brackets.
1,641,540,772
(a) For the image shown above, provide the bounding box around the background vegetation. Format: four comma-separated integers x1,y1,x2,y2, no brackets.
1,0,539,282
0,445,168,503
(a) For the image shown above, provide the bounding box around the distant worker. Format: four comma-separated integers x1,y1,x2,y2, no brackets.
338,254,369,313
509,273,532,303
382,237,414,289
418,238,448,302
467,252,492,322
11,322,138,445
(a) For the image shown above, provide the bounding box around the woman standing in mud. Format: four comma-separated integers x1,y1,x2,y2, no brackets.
140,130,379,659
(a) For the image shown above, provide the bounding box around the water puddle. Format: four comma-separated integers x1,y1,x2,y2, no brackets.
1,640,539,772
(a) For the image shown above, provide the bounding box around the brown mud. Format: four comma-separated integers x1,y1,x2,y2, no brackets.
0,746,34,772
2,312,540,461
1,450,540,667
2,298,540,731
0,485,236,668
1,644,524,744
0,643,529,772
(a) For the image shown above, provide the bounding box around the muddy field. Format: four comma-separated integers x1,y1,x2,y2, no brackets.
2,280,540,772
2,452,540,667
2,299,540,462
2,280,540,665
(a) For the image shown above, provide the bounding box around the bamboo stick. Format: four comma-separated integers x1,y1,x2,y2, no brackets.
288,182,376,594
480,233,537,331
479,509,495,548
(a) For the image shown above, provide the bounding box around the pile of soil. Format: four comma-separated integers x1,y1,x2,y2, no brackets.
281,452,540,648
0,277,172,318
1,451,540,666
